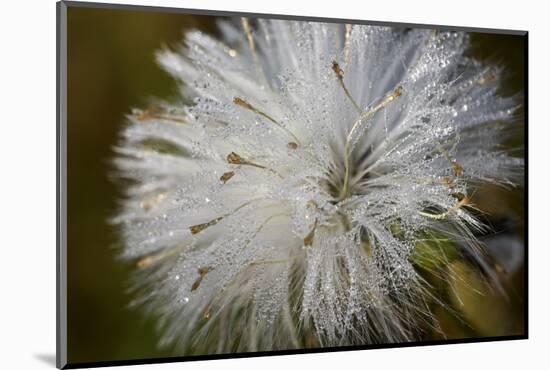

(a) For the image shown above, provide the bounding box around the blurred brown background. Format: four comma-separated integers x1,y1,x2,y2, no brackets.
66,5,525,364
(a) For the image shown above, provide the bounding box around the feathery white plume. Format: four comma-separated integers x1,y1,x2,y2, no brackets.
113,19,523,353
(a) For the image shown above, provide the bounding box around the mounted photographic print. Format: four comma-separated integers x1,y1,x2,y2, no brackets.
57,1,527,368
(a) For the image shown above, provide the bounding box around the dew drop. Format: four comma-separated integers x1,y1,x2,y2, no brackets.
178,296,189,304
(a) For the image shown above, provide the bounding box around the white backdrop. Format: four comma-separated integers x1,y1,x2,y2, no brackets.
1,0,546,369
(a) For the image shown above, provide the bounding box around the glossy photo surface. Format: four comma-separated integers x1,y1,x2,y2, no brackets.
59,2,527,368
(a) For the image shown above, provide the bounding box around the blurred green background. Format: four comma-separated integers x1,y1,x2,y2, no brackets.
66,5,525,365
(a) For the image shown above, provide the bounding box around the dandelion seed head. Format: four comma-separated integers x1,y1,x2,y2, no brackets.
114,19,522,352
